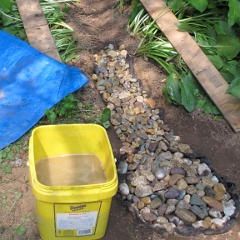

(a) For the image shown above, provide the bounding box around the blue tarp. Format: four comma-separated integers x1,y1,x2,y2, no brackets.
0,30,88,150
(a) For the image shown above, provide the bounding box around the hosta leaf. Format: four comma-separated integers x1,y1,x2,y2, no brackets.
226,77,240,98
214,21,235,36
180,73,197,112
167,0,186,12
0,0,12,12
207,55,223,69
216,35,240,60
188,0,208,12
228,0,240,26
166,73,181,104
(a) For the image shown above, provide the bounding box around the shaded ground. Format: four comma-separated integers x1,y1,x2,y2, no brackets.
1,0,240,239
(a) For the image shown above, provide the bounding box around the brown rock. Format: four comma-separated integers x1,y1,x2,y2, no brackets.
103,92,110,101
145,129,155,135
140,197,151,205
137,201,145,209
175,208,197,223
203,217,212,228
169,174,184,186
214,183,226,201
126,154,134,163
153,181,168,192
185,176,199,184
142,212,158,222
158,204,167,216
177,178,188,190
202,196,223,212
146,98,156,109
186,185,197,195
202,177,214,188
178,143,193,154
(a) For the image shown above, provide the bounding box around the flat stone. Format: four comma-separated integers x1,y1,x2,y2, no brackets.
159,151,172,160
142,212,158,222
223,200,236,217
167,199,178,206
202,196,223,212
175,208,197,223
165,205,176,215
177,179,188,190
173,152,184,159
117,161,128,174
186,176,199,184
141,170,155,182
209,208,222,218
184,195,191,203
203,217,212,228
137,201,145,209
190,194,206,207
186,185,197,195
154,168,166,180
160,141,168,151
131,176,148,187
135,185,153,198
170,167,185,176
197,190,205,197
177,200,191,210
169,174,184,186
165,187,179,199
148,142,159,152
204,186,215,197
153,180,168,192
198,163,211,175
119,183,129,196
190,205,208,219
150,198,162,209
192,220,209,229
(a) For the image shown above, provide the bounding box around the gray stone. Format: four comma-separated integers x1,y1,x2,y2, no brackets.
209,208,222,218
154,168,166,180
211,218,226,228
168,215,180,225
153,181,168,192
223,200,236,217
192,221,208,229
132,196,140,203
148,142,159,152
186,185,197,195
135,185,153,198
159,151,172,160
165,187,179,199
158,204,167,216
177,200,191,210
173,152,184,159
170,167,185,176
165,205,176,215
204,186,215,197
190,194,206,207
190,205,208,219
150,198,162,209
117,161,128,174
177,190,186,200
167,199,178,206
197,190,205,198
198,163,211,175
141,212,158,222
186,176,199,184
119,183,129,196
157,216,168,224
211,176,219,184
128,163,138,171
131,176,148,187
15,158,22,167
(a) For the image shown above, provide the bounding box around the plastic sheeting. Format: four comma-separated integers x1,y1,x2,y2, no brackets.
0,30,88,150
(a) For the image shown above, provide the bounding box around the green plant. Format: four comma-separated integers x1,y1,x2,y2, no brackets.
13,225,26,236
45,94,79,123
96,108,111,129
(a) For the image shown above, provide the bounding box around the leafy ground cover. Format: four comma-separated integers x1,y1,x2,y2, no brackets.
128,0,240,116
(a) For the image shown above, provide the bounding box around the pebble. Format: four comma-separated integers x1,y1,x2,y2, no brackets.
175,208,197,223
135,185,153,198
190,205,208,219
165,205,176,215
209,208,222,218
185,176,199,184
131,176,148,187
141,197,151,205
148,142,159,152
223,200,236,217
211,218,226,228
186,185,197,195
177,200,191,210
154,168,166,180
192,220,208,229
170,167,185,176
177,190,186,200
158,204,168,216
183,194,191,203
157,216,168,224
142,212,158,222
190,194,206,207
167,199,178,206
204,186,215,197
14,158,22,167
159,151,172,160
202,177,214,188
213,183,226,201
177,179,188,190
202,196,223,212
165,187,179,199
119,183,129,196
150,198,162,209
211,176,219,184
169,174,184,186
178,143,193,154
198,163,211,175
117,161,128,174
153,181,168,192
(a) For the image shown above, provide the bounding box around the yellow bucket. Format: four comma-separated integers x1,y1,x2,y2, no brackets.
28,124,118,240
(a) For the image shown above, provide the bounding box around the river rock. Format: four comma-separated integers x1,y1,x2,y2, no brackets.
165,187,179,199
202,177,214,188
142,212,158,222
198,163,211,175
154,168,166,180
157,216,168,224
175,208,197,223
159,151,172,160
177,200,191,210
150,198,162,209
135,185,153,197
140,197,151,205
190,205,208,219
119,183,129,196
190,194,206,207
138,201,145,209
148,142,159,152
170,167,185,176
178,143,193,154
177,179,188,190
158,204,168,216
165,205,176,215
213,183,226,201
202,196,223,212
211,218,226,228
211,176,219,184
167,199,178,206
209,208,222,218
204,186,215,197
192,220,209,229
131,176,148,187
186,176,199,184
186,185,197,195
177,190,186,200
153,180,168,192
223,200,236,217
169,174,184,186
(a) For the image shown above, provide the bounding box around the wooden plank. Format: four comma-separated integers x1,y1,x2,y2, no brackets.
15,0,61,62
140,0,240,132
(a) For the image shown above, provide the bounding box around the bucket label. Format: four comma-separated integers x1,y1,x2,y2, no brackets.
54,202,101,237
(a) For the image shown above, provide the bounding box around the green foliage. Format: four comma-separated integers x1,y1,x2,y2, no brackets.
96,108,111,129
0,0,11,12
188,0,208,12
166,74,181,104
2,164,12,174
45,94,79,123
13,225,26,236
228,0,240,26
226,77,240,98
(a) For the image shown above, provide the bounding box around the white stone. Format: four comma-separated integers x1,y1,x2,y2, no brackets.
223,200,236,217
119,183,129,196
198,163,211,175
211,176,219,184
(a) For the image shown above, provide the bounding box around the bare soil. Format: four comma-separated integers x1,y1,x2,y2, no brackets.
1,0,240,239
